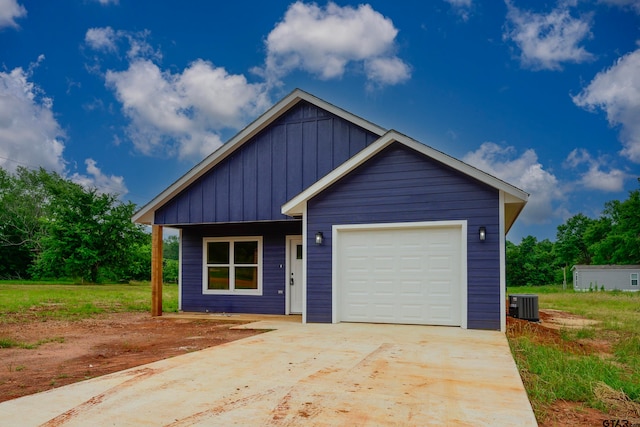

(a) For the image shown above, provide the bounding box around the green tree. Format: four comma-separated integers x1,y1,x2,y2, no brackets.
555,213,594,267
506,240,524,287
163,259,179,283
163,235,179,260
0,167,55,278
162,235,179,283
101,235,152,282
32,178,148,283
506,236,558,286
589,188,640,264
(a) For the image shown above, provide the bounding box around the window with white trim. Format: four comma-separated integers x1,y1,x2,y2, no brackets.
203,237,262,295
631,273,638,287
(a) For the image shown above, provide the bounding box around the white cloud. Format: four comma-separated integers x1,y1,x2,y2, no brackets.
105,59,269,160
0,64,66,173
463,142,562,224
503,1,594,70
364,57,411,88
85,27,118,53
444,0,473,21
0,0,26,29
71,158,127,196
84,27,161,62
0,60,128,196
92,0,119,5
565,148,628,191
598,0,640,14
261,1,410,87
123,29,161,61
572,48,640,163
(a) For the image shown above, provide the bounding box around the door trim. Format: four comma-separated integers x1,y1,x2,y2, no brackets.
285,235,303,315
331,220,468,328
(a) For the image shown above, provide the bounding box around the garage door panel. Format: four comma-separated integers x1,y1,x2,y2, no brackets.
339,225,462,326
373,304,394,318
400,255,423,271
345,279,368,295
399,306,423,322
400,281,422,296
373,281,394,296
373,256,394,272
430,305,456,323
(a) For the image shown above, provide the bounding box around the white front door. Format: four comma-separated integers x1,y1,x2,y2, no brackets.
289,237,303,314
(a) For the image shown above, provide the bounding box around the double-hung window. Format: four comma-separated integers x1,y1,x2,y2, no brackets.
203,237,262,295
631,273,639,287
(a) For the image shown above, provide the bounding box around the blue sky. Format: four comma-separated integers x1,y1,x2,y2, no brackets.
1,0,639,242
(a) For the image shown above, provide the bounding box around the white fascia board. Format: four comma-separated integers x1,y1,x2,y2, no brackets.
132,89,386,224
282,130,529,217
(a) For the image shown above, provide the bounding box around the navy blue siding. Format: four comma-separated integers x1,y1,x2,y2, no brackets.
306,143,501,330
181,221,301,314
155,101,380,225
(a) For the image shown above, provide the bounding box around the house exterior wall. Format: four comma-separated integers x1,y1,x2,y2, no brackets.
573,266,640,291
180,221,301,314
305,143,501,330
155,101,379,226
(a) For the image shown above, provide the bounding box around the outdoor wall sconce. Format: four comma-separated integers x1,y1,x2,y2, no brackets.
315,231,324,245
479,226,486,242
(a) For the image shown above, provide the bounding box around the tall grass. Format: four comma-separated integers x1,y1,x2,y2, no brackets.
0,281,179,323
507,285,640,420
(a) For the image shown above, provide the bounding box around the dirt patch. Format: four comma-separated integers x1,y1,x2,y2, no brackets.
508,309,612,357
0,313,262,402
538,400,610,427
507,314,592,355
539,308,600,330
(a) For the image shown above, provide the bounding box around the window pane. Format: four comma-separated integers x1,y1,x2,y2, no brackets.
208,267,229,290
235,241,258,264
296,244,303,260
207,242,229,264
235,267,258,289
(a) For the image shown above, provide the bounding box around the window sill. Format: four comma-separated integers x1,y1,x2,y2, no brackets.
202,289,263,296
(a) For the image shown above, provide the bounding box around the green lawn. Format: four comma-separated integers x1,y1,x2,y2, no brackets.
506,285,640,422
0,281,179,323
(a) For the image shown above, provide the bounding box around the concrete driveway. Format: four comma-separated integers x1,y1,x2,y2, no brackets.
0,319,537,426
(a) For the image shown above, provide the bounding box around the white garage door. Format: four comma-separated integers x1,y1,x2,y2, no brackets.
337,223,463,326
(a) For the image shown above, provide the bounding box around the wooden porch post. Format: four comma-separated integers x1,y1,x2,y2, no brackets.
151,225,163,317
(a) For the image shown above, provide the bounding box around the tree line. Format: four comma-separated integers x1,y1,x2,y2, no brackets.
507,183,640,286
0,167,178,283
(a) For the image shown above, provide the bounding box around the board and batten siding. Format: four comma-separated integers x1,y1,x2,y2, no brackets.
306,143,501,330
155,101,379,225
180,221,301,314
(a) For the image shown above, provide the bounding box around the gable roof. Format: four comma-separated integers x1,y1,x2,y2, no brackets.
132,89,387,224
572,265,640,271
281,130,529,233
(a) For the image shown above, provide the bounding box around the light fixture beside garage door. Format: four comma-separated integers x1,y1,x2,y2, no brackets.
315,231,324,245
479,226,487,242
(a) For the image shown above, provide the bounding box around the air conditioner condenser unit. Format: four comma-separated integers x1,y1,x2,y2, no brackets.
508,294,539,322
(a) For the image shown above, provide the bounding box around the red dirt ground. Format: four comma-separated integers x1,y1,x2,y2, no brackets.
0,313,261,403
